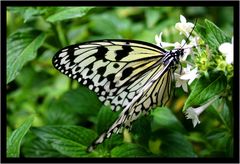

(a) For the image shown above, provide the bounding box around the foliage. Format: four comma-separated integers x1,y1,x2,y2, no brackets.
7,116,34,157
6,7,234,158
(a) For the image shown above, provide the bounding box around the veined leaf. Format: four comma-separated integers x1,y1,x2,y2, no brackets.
32,125,96,157
183,73,227,111
111,143,153,157
46,7,93,22
7,116,34,157
7,29,46,83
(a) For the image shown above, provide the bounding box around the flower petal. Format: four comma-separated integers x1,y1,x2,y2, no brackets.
180,15,187,23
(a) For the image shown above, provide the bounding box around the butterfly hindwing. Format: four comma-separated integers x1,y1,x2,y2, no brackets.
87,62,174,152
52,40,166,111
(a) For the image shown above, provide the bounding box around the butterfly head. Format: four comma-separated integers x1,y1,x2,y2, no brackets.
170,48,184,64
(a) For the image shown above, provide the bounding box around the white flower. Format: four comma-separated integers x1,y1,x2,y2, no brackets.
175,15,194,37
175,73,188,92
179,64,199,85
155,32,175,48
175,64,199,92
190,36,201,48
185,96,219,127
218,37,233,64
185,107,201,127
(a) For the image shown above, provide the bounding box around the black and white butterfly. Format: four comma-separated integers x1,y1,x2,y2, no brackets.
52,24,195,151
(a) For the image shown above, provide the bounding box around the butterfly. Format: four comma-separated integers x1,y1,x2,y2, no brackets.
52,26,195,152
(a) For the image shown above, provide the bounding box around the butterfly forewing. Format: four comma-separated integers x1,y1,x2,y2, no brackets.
52,40,166,111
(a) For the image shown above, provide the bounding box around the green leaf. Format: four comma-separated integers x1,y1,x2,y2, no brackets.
183,72,227,111
159,130,196,157
7,115,34,157
45,100,79,125
219,101,232,130
22,135,66,157
89,14,119,36
151,107,186,133
111,143,153,157
96,106,120,134
88,106,122,153
89,13,133,38
32,125,97,157
22,7,47,23
46,7,93,22
206,128,232,156
61,87,102,117
131,116,152,147
7,29,46,83
145,9,161,28
196,19,231,51
210,99,233,131
205,19,231,46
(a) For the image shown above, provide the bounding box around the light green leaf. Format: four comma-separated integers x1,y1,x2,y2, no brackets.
7,115,34,157
151,107,186,133
183,73,227,111
145,9,161,28
111,143,152,157
7,29,46,83
46,7,93,22
205,19,231,46
196,19,231,51
32,125,97,157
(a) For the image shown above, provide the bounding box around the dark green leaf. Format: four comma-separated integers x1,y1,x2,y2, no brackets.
131,116,152,146
111,143,153,157
92,106,122,153
183,72,227,111
61,87,102,116
159,130,196,157
22,135,66,157
45,100,79,125
96,106,120,134
206,128,232,156
219,101,232,130
7,29,46,83
46,7,93,22
32,125,97,157
7,115,34,157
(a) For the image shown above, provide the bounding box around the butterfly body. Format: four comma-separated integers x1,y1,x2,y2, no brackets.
52,39,184,152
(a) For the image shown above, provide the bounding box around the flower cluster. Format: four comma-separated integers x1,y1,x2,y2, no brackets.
155,15,200,93
155,15,233,127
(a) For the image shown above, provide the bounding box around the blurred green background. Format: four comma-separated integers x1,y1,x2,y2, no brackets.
6,6,234,158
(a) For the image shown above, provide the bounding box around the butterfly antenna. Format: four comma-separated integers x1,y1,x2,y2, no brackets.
181,19,198,48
